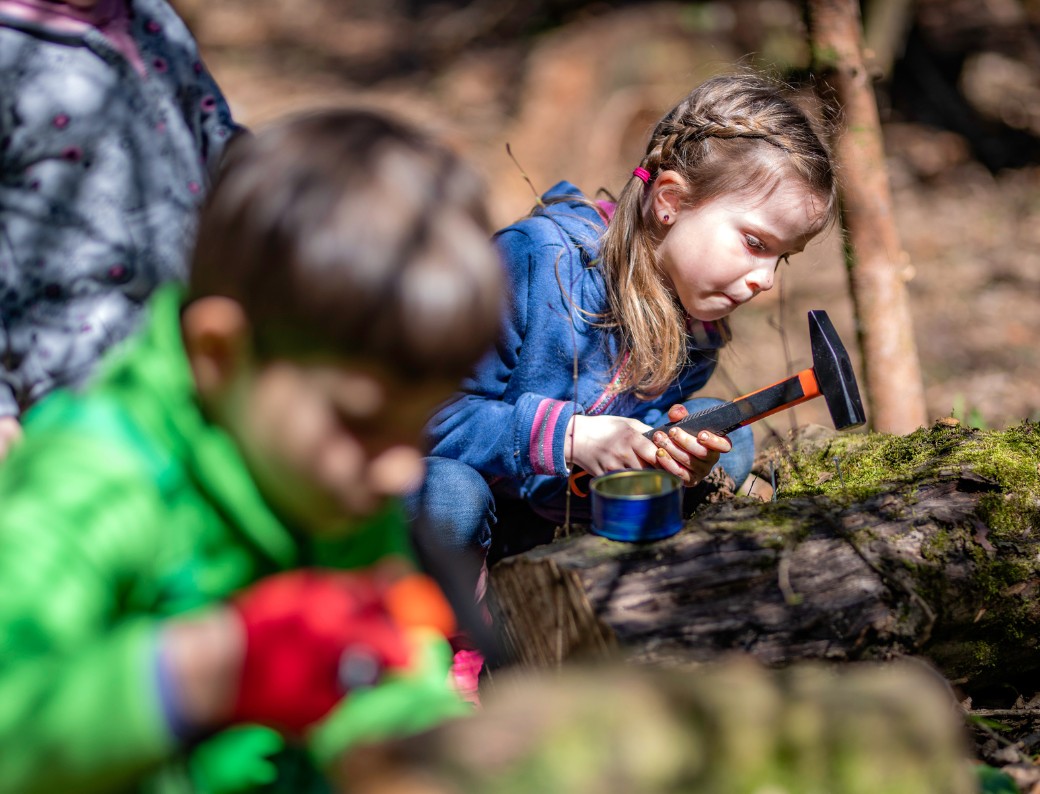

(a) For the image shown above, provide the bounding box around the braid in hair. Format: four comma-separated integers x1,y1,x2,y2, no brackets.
598,72,837,398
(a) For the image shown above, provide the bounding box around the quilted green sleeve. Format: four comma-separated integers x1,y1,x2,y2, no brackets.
0,434,176,794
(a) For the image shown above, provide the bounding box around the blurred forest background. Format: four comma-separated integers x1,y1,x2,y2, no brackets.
171,0,1040,443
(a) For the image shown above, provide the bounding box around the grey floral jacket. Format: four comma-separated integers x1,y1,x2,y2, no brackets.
0,0,238,417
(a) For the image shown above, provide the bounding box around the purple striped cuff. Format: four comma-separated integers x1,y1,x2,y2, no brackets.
529,398,568,475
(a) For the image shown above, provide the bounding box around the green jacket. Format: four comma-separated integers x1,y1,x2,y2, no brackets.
0,287,464,794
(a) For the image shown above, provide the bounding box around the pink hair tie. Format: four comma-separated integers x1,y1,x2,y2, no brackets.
632,167,652,184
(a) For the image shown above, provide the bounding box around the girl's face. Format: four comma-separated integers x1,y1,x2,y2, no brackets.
653,177,826,322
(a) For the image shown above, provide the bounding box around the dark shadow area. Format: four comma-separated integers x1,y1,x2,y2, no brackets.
881,4,1040,171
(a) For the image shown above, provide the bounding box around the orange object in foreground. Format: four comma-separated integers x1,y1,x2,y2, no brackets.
384,574,458,638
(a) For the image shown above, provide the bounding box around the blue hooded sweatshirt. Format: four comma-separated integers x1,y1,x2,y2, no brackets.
425,181,725,506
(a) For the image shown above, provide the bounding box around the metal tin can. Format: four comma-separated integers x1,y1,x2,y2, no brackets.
589,470,683,542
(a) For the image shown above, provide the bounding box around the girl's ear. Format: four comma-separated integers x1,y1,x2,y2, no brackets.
651,170,687,221
180,297,253,400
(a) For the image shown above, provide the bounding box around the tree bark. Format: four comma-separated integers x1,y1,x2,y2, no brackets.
488,457,1040,690
805,0,928,434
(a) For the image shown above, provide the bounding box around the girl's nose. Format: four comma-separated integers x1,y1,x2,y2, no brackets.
746,265,774,295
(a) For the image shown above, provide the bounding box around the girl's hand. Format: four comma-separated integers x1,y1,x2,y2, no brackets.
650,403,731,486
564,414,658,476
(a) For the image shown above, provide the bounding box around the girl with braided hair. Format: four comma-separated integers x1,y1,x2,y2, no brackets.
414,72,838,585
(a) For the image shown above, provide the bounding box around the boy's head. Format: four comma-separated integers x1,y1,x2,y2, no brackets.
181,108,503,534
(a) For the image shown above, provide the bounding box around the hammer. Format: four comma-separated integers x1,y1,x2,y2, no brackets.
568,310,865,496
652,309,866,439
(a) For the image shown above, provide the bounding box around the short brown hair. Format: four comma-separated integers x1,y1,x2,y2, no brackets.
188,108,503,381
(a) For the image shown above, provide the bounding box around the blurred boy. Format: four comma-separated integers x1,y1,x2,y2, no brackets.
0,107,504,793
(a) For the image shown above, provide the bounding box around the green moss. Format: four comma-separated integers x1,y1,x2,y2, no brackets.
774,422,1040,658
810,42,842,70
775,422,1040,533
919,529,955,563
970,640,999,669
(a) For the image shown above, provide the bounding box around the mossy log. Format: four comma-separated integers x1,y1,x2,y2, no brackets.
333,659,976,794
487,422,1040,689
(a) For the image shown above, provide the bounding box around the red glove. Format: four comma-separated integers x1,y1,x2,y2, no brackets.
227,568,455,734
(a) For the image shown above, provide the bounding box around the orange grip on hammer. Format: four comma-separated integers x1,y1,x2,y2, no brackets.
731,368,821,428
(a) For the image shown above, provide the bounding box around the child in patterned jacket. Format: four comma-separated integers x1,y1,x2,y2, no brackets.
0,0,239,458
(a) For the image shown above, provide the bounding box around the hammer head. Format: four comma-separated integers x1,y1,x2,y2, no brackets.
808,310,866,430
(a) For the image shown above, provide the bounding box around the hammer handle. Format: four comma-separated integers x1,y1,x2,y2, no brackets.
567,368,822,498
646,368,821,439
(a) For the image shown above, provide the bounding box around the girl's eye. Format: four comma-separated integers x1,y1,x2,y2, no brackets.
744,235,766,252
774,253,791,271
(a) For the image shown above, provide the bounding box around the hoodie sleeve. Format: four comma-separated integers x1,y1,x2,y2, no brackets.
148,0,244,176
191,54,245,177
424,225,581,481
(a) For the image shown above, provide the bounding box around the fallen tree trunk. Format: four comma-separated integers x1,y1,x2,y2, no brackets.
487,422,1040,690
333,658,978,794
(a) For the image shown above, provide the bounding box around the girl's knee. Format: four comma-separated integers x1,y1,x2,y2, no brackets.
411,457,494,553
723,423,755,488
422,457,493,507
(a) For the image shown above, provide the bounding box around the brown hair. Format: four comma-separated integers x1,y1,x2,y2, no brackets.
599,73,838,397
188,107,503,381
